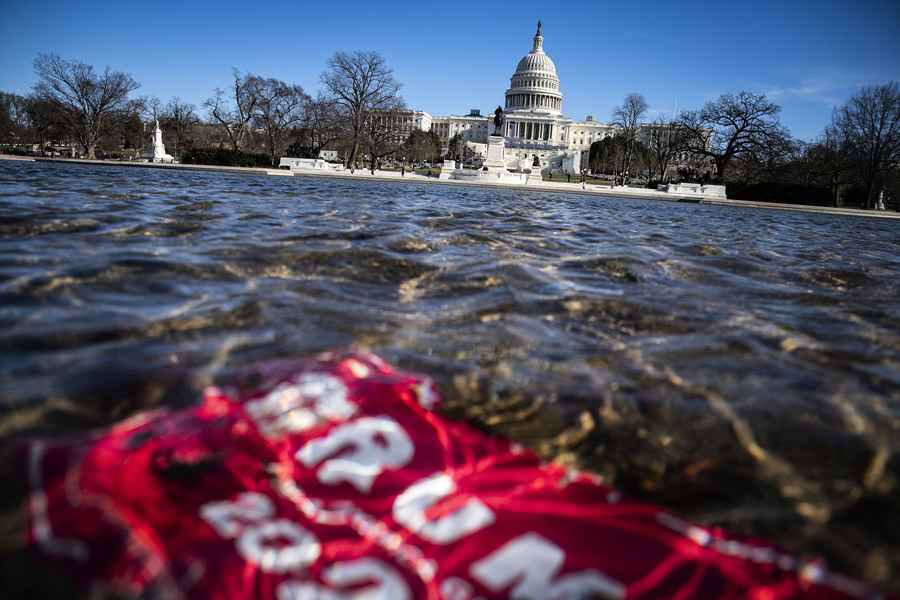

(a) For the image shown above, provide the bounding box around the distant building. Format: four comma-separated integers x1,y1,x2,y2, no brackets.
424,22,613,173
430,109,492,144
370,109,434,144
567,116,618,152
400,22,697,175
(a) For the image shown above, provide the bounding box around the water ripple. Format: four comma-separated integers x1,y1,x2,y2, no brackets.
1,160,899,590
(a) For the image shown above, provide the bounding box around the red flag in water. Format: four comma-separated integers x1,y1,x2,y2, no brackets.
20,352,883,599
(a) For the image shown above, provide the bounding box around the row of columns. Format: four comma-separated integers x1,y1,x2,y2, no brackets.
505,120,554,142
507,94,561,110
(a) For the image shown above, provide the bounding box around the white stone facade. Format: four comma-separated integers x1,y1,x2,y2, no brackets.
279,157,345,172
371,109,435,144
431,110,492,144
658,183,727,198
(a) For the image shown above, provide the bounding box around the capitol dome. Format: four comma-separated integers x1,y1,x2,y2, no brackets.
505,21,563,115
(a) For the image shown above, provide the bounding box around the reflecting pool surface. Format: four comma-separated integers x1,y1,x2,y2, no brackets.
1,160,899,589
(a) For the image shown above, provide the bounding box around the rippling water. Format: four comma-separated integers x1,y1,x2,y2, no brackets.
1,160,899,590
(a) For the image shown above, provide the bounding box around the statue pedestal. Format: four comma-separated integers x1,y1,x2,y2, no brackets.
439,159,457,180
482,135,506,171
149,143,174,164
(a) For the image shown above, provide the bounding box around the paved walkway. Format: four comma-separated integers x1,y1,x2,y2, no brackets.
3,155,898,220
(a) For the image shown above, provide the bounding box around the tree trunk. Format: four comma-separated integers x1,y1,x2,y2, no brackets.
714,157,728,182
269,137,277,167
347,138,359,168
230,124,242,152
86,143,96,160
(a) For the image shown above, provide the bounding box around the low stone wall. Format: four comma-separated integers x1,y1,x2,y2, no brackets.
657,182,728,198
450,168,530,185
279,157,345,172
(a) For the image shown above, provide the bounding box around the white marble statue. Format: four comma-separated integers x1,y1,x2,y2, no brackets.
148,119,174,163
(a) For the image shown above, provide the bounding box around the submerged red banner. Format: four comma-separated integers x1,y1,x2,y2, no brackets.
20,352,882,598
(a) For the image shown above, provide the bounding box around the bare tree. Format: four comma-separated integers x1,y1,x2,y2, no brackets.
732,131,797,185
679,91,787,182
362,105,406,173
32,53,140,159
831,82,900,208
24,95,67,148
321,51,402,167
644,117,685,183
204,69,260,151
252,78,309,166
162,97,200,159
143,95,164,122
289,94,346,159
814,126,856,207
612,93,648,181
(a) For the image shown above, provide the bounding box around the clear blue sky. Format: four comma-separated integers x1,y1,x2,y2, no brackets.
1,0,898,140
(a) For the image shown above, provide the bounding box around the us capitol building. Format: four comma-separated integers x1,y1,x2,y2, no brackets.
410,21,616,173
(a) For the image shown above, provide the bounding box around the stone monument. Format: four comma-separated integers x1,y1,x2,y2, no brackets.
527,153,543,183
492,106,505,136
148,120,174,163
482,106,507,171
439,156,457,180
